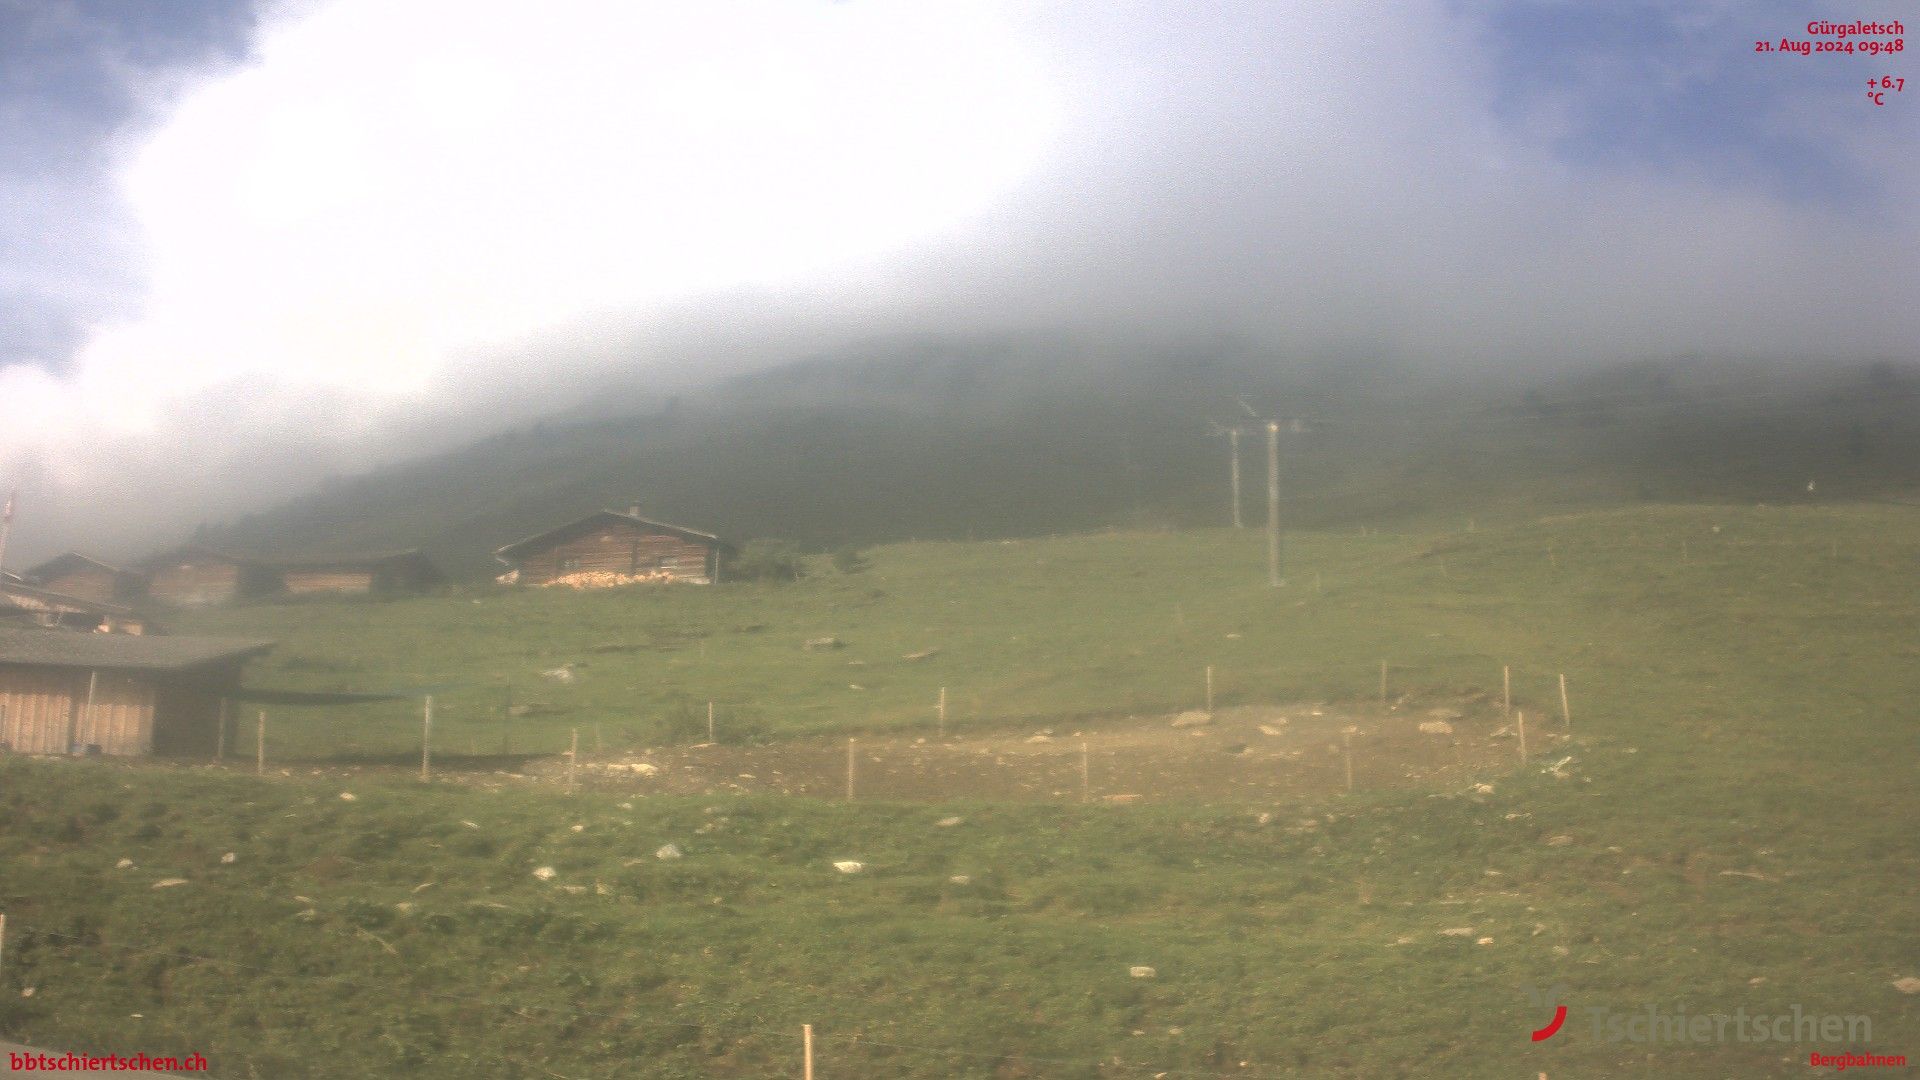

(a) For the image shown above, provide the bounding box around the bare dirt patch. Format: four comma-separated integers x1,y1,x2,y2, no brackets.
526,695,1560,803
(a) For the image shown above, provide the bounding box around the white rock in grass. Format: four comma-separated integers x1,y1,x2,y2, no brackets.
1476,937,1494,946
115,858,133,870
1894,977,1920,995
935,816,964,828
532,866,557,881
1129,966,1157,979
832,860,864,874
338,792,357,801
152,878,188,889
655,844,684,860
948,875,971,885
1439,927,1475,937
220,852,237,864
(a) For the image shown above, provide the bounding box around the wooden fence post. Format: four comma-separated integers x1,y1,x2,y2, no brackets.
1205,666,1214,713
1502,665,1512,720
502,680,513,755
937,687,946,737
802,1023,814,1080
1379,660,1387,706
1517,710,1528,763
256,710,266,776
420,695,433,782
707,701,716,744
1559,673,1571,731
1343,729,1354,793
846,738,857,802
76,670,97,753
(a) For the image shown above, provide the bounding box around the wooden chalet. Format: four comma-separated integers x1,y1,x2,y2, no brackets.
495,507,734,586
139,547,275,607
23,551,145,605
0,579,152,635
269,550,443,597
0,628,272,757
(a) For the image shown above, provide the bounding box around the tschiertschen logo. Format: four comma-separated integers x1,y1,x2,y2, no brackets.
1520,982,1889,1049
1521,982,1571,1042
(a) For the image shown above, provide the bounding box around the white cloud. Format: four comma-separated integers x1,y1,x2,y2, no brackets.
1,0,1914,560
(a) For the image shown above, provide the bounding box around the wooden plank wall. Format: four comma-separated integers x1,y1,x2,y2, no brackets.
518,526,713,584
0,667,155,756
39,568,119,604
282,569,376,595
72,671,156,755
148,562,241,606
0,667,82,754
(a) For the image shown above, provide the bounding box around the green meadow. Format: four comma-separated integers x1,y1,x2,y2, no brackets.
1,503,1916,1076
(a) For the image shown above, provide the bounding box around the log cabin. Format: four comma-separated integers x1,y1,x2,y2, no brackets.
269,550,443,597
0,627,272,757
494,508,734,586
140,547,276,607
23,551,145,605
0,579,152,634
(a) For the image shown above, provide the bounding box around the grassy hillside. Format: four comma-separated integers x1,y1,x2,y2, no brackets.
194,348,1920,578
1,503,1914,1076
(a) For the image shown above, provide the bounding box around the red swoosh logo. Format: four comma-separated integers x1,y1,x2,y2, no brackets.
1531,1005,1568,1042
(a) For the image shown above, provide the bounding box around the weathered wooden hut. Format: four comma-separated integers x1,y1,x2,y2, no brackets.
23,551,145,605
494,508,733,586
270,550,442,597
0,628,272,756
139,547,275,607
0,580,152,634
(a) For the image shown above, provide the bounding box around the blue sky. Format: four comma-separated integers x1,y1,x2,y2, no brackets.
0,0,255,364
1470,0,1908,203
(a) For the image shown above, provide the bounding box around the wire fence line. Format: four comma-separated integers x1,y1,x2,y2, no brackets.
3,922,1309,1079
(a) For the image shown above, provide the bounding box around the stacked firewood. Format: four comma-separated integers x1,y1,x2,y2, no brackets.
538,569,678,589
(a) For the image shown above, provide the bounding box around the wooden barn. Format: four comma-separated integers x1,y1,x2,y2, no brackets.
0,628,273,757
140,547,275,607
0,580,152,635
270,550,443,597
495,508,734,586
23,551,145,605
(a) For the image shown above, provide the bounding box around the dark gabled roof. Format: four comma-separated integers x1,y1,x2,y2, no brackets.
0,627,273,671
268,549,440,574
494,511,734,564
24,551,137,581
0,581,136,617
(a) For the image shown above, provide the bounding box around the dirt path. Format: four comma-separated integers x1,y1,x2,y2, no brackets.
524,695,1562,803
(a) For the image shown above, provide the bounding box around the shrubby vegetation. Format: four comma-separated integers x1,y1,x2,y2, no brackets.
724,538,807,582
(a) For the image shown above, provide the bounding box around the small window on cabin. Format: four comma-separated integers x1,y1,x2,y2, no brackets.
560,557,583,572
